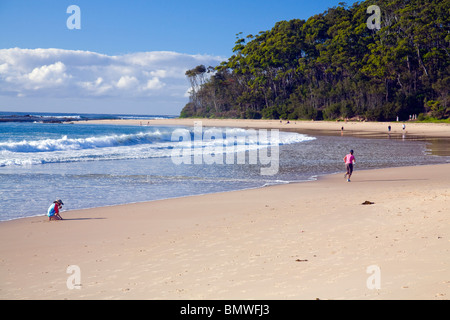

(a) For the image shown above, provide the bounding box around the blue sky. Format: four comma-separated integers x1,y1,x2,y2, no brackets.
0,0,358,115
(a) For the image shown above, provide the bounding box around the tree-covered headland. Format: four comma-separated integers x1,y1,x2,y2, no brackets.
181,0,449,121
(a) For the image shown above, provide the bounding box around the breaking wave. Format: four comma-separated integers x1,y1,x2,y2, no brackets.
0,127,315,167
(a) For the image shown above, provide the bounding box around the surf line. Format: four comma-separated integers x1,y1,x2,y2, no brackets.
170,121,280,176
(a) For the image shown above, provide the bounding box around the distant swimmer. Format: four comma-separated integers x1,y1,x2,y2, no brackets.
343,150,356,182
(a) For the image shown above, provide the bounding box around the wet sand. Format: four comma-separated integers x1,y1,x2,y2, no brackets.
82,118,450,139
81,118,450,156
1,163,449,300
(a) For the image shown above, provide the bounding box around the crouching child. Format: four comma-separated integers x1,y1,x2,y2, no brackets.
47,199,64,221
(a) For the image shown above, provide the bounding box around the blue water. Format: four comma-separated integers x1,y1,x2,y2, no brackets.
0,111,176,122
1,112,449,221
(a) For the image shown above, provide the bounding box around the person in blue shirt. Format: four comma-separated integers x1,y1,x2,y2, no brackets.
47,199,64,221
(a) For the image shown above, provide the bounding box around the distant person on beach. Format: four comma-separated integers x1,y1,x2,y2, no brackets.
47,199,64,221
388,125,391,132
343,150,355,182
402,124,406,130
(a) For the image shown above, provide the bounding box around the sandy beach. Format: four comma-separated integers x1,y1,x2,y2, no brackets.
1,119,449,300
3,0,450,304
1,160,449,300
82,118,450,139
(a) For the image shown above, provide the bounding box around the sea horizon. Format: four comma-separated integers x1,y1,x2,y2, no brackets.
0,110,178,123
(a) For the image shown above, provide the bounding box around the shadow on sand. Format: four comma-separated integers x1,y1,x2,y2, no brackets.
60,217,106,221
353,178,428,183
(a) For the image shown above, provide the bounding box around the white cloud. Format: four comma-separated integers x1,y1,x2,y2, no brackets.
149,69,167,78
0,63,9,73
144,77,165,91
116,75,139,89
79,76,113,96
0,48,224,101
26,61,71,88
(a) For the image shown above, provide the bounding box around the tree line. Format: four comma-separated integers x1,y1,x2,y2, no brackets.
181,0,449,121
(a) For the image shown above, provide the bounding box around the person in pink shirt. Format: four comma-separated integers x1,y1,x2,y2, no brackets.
343,150,355,182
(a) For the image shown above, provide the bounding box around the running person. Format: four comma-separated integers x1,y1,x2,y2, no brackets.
343,150,355,182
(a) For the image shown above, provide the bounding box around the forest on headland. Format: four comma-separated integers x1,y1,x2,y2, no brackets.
180,0,449,121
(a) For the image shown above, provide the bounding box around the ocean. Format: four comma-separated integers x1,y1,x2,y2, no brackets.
1,112,449,221
0,111,176,122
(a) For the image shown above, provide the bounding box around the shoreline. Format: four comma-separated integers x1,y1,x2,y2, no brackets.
3,118,448,223
0,176,312,224
79,118,450,158
1,163,449,299
0,161,440,224
2,118,449,299
79,118,450,139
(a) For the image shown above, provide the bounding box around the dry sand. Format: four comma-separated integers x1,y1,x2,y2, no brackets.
1,162,449,300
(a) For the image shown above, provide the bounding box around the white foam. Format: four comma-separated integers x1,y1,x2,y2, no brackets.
0,131,171,153
0,127,315,167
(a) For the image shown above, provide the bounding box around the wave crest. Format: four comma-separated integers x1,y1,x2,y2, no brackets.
0,127,315,167
0,131,169,153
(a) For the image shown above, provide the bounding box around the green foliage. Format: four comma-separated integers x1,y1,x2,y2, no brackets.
181,0,450,121
416,113,450,123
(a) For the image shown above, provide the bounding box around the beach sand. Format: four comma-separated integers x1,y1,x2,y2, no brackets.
1,162,449,300
82,118,450,139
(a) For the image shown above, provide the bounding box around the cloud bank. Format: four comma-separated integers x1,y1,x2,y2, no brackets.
0,48,223,112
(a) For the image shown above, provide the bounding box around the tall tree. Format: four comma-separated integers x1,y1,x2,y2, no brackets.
181,0,450,121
